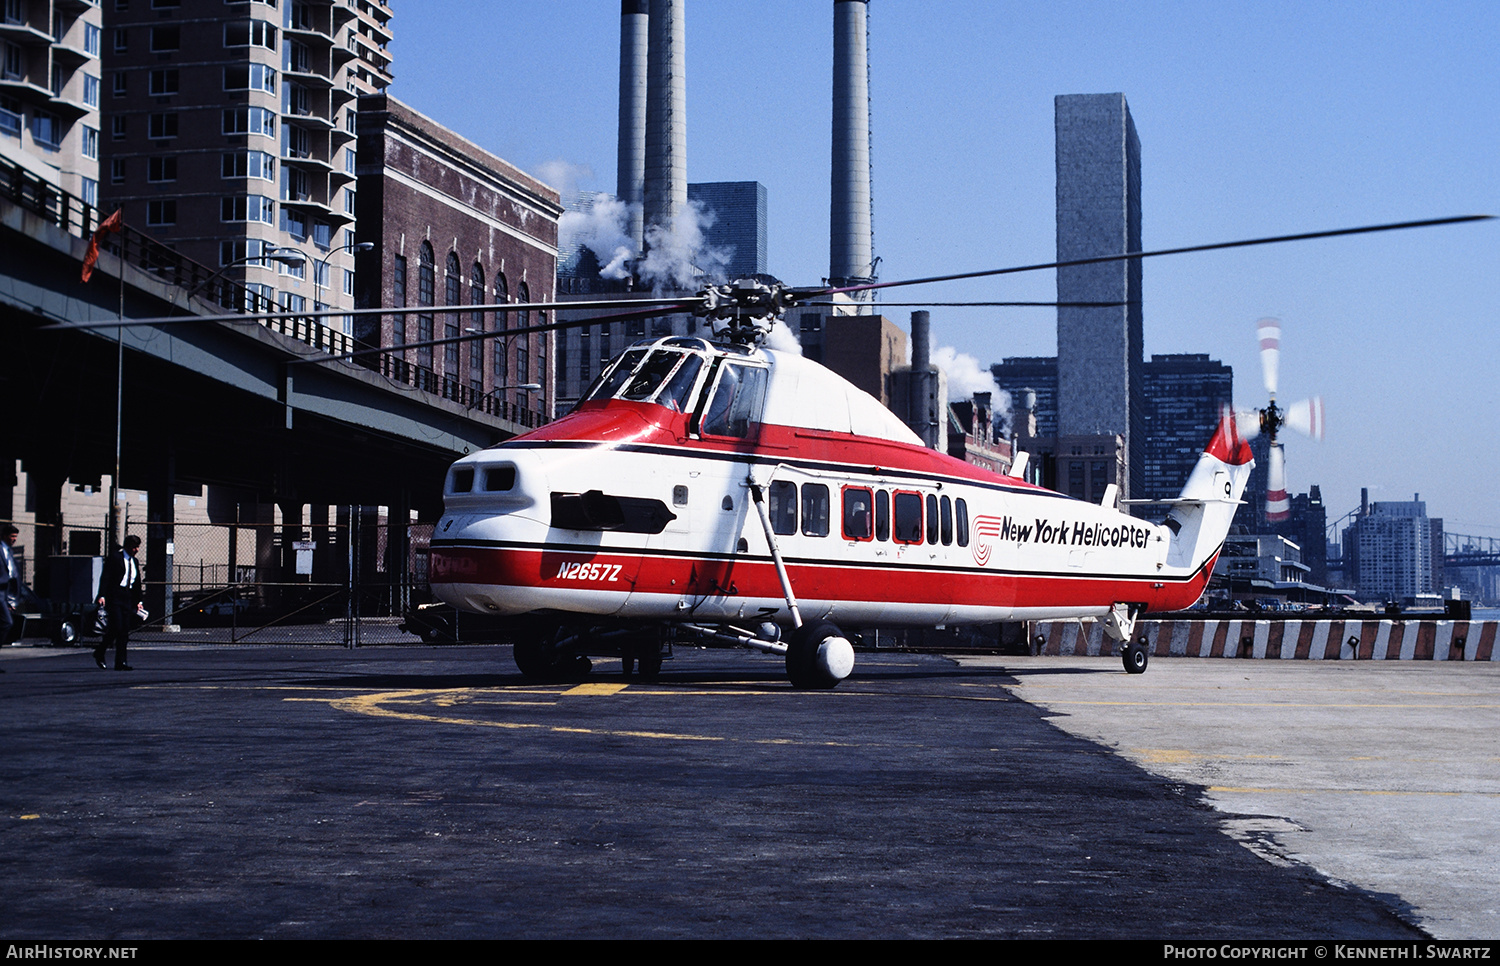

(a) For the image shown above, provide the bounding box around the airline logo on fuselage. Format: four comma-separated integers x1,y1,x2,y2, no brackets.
971,515,1152,566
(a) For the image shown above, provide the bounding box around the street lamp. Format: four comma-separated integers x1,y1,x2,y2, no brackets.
468,382,541,411
183,244,307,307
316,240,374,333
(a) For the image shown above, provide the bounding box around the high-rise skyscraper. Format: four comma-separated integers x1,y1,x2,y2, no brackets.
101,0,393,328
686,181,766,279
0,0,103,206
1139,353,1233,501
1055,93,1143,499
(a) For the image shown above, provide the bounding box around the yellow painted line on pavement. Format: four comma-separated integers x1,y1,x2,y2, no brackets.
563,682,630,696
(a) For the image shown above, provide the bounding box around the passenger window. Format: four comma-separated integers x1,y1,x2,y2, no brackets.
955,498,969,547
700,363,768,438
801,483,829,537
926,494,939,545
893,491,922,544
940,496,953,546
875,489,890,542
768,481,797,535
450,468,473,493
842,487,873,541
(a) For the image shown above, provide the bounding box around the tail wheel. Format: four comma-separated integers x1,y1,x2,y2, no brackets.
785,621,856,690
1122,641,1149,674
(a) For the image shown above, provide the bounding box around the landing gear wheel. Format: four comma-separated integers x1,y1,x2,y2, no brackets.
636,641,662,682
513,638,556,678
785,621,856,690
1122,641,1149,674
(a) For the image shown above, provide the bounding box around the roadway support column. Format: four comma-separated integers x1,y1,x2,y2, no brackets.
146,444,175,628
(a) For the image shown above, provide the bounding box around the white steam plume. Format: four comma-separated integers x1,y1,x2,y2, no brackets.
930,341,1012,435
639,200,731,292
764,319,802,354
559,193,636,280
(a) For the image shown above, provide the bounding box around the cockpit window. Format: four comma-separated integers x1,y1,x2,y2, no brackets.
621,351,686,401
656,354,703,412
699,362,768,438
583,348,649,403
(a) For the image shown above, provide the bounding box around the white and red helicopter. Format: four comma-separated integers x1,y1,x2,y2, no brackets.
428,217,1484,688
429,293,1255,687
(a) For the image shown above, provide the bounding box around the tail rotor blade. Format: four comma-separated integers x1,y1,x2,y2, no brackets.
1257,317,1281,397
1285,396,1326,442
1233,407,1263,440
1265,444,1290,523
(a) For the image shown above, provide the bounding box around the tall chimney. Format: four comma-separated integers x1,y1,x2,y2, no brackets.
830,0,872,289
617,1,649,256
644,0,687,250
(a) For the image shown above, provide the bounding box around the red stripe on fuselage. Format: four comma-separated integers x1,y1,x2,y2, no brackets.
431,544,1216,618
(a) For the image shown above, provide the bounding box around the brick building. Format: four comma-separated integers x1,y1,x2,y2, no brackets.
354,94,562,427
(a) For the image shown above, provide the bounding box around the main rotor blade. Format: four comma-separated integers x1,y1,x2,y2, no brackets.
39,295,702,333
1265,444,1290,523
801,215,1492,299
286,302,694,366
799,300,1128,308
1257,317,1281,397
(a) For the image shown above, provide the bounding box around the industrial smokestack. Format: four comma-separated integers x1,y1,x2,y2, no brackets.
910,309,930,372
830,0,872,290
644,0,687,249
617,0,648,257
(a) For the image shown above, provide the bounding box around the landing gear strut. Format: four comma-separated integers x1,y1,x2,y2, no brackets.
1103,603,1150,675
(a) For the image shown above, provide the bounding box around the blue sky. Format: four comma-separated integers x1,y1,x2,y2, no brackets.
391,2,1498,538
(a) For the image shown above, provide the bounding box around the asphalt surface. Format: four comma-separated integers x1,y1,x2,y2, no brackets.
0,642,1427,940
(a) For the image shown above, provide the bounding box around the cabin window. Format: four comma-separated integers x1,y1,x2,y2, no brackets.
893,491,923,544
875,489,890,542
483,466,515,492
926,494,940,545
955,498,969,547
768,481,797,535
940,496,953,546
801,484,830,537
672,485,688,507
450,468,473,493
842,487,873,541
700,363,768,438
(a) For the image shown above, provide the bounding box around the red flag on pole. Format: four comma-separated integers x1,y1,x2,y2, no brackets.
81,208,124,283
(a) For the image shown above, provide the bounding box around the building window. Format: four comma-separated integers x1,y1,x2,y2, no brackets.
147,112,178,139
148,69,177,96
284,81,307,116
80,177,98,208
223,64,274,93
443,252,461,374
343,268,354,297
1,41,20,82
283,122,308,157
343,187,354,213
81,125,98,159
392,253,406,345
146,199,176,225
285,39,308,73
147,155,176,182
224,21,275,50
112,72,126,97
84,24,100,56
417,242,434,369
281,165,308,202
469,262,485,386
112,27,127,53
31,111,60,148
279,206,306,238
109,158,125,184
221,195,274,224
150,26,180,52
221,149,275,181
150,0,182,8
222,106,275,137
82,74,99,107
0,95,18,137
110,114,126,138
312,220,330,249
279,253,305,280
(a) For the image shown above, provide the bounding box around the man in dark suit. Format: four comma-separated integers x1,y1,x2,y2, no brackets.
95,534,143,671
1,524,19,666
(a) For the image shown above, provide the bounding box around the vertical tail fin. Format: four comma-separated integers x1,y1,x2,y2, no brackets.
1163,409,1256,573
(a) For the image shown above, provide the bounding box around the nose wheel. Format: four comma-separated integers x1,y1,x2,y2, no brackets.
785,621,856,690
1122,640,1149,674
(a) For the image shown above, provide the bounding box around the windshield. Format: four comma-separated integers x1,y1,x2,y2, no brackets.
582,348,650,403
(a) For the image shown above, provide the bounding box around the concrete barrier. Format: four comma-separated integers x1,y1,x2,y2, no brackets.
1032,619,1498,661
